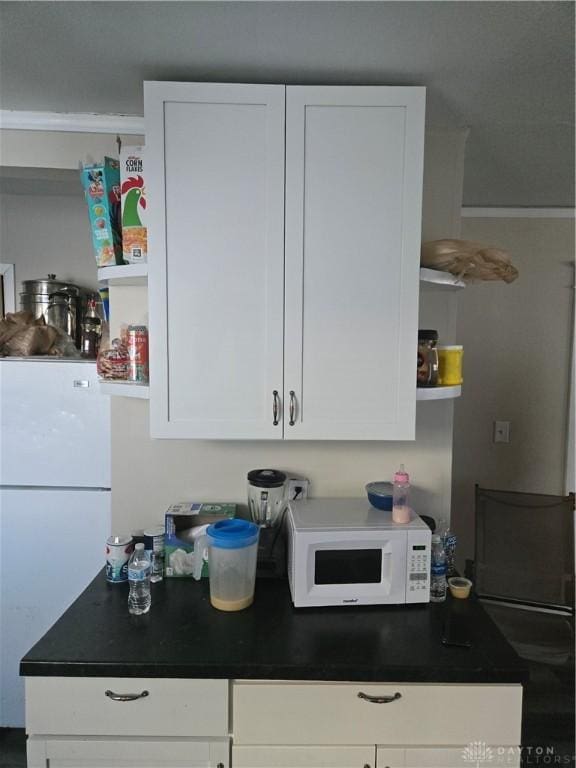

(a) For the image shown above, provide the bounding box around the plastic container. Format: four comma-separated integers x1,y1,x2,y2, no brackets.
417,330,439,387
366,481,393,511
392,465,411,524
430,535,447,603
205,519,259,612
128,543,151,615
448,577,473,599
438,345,463,386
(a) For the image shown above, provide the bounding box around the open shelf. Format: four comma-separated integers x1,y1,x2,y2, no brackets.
419,268,466,290
99,381,149,399
417,385,462,401
97,264,148,286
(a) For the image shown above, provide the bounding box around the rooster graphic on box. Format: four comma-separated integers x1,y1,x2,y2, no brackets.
121,175,147,262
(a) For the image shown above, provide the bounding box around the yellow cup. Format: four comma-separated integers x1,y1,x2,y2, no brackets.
438,345,463,386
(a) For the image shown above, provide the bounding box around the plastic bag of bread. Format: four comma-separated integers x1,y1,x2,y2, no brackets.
0,311,79,357
421,239,518,283
97,326,129,380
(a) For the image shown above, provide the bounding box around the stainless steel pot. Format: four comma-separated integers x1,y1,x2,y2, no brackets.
20,274,83,347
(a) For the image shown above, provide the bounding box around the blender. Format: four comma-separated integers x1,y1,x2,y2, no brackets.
247,469,288,578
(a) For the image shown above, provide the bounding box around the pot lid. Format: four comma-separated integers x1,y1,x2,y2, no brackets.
21,275,81,296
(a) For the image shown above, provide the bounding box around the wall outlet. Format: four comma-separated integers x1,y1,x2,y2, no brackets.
287,477,309,501
493,420,511,443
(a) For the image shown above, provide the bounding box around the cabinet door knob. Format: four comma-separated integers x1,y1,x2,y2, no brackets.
289,390,296,426
357,691,401,704
104,689,149,702
272,390,280,426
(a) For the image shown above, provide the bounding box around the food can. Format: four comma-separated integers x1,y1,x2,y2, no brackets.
126,325,149,383
106,535,134,583
144,526,165,583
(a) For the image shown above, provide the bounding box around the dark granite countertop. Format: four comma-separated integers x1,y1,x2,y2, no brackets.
21,572,527,684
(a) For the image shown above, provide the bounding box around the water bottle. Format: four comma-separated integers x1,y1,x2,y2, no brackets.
128,543,151,615
430,534,447,603
392,464,411,524
442,528,457,577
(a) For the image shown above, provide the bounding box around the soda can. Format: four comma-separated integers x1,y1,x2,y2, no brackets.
144,526,165,583
106,535,134,583
126,325,149,383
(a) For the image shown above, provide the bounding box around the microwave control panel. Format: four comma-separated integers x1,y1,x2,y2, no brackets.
405,532,431,603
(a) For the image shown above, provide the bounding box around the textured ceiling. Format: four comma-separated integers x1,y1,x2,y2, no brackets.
0,1,573,206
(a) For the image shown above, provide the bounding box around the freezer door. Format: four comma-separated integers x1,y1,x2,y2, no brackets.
0,361,110,487
0,487,111,727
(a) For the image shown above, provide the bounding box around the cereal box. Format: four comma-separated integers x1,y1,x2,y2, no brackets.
120,145,147,264
80,157,124,267
164,502,237,578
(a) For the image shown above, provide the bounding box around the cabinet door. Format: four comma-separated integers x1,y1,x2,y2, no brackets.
146,82,285,439
28,737,229,768
234,745,375,767
284,86,425,440
376,747,521,768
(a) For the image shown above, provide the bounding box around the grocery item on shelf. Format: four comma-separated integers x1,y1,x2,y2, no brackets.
80,157,124,267
120,146,148,264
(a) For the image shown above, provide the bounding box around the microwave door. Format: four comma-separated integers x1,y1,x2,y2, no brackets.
306,537,408,606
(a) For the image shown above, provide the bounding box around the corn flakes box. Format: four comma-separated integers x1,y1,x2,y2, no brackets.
80,157,124,267
120,146,147,264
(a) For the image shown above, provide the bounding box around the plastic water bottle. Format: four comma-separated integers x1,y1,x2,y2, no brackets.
430,534,447,603
128,543,151,615
392,464,411,524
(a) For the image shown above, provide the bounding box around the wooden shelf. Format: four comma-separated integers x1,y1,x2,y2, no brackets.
99,381,149,399
419,268,466,290
97,264,148,286
417,385,462,401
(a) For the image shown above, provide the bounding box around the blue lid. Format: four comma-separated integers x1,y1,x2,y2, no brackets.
206,519,259,549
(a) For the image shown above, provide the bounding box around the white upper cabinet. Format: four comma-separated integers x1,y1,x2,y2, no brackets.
145,82,425,440
145,82,285,438
284,86,425,440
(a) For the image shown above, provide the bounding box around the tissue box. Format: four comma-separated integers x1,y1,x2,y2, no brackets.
164,502,237,578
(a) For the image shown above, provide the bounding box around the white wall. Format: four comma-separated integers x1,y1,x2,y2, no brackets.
0,192,99,297
109,130,468,537
451,216,575,567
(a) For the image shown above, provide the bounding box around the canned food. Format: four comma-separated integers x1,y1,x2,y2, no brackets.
144,526,165,583
106,535,134,583
126,325,149,383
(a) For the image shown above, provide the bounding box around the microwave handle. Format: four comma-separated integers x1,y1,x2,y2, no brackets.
357,691,402,704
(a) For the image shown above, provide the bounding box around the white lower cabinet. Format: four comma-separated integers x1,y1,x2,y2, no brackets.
27,737,229,768
25,678,522,768
233,745,375,767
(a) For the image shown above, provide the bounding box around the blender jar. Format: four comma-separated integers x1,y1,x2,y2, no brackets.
247,469,287,526
206,519,259,611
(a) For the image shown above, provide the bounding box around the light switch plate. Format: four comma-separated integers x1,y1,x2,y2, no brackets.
493,420,511,443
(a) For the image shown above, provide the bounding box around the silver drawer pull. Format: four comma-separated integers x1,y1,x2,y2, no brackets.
357,691,401,704
73,380,90,388
105,689,149,702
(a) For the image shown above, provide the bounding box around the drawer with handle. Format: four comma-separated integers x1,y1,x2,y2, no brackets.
232,681,522,746
26,677,228,737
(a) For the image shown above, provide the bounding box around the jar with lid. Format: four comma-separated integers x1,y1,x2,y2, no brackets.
417,330,439,387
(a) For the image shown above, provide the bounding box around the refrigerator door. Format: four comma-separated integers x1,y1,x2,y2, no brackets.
0,360,110,488
0,487,111,726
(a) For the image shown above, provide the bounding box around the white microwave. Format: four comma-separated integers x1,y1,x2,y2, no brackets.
286,498,431,607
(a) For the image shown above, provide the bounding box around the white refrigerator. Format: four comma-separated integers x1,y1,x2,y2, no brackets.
0,359,111,727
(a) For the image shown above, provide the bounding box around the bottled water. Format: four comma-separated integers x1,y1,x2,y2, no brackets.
128,543,151,615
430,534,447,603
